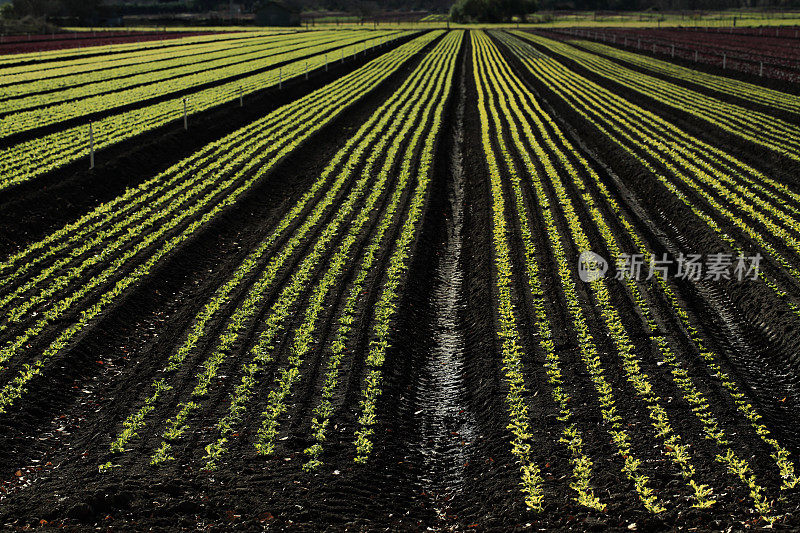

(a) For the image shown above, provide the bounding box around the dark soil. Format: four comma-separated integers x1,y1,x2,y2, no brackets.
0,32,450,531
491,29,800,525
530,28,800,97
0,32,418,259
517,30,800,182
1,28,800,532
535,30,800,123
2,33,398,147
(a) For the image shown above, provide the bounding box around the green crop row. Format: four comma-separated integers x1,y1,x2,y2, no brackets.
97,31,443,465
0,34,407,340
1,32,353,114
0,31,414,192
153,35,455,467
500,29,797,519
493,32,778,518
574,39,800,116
499,31,800,315
0,31,278,70
515,32,800,163
479,29,678,514
0,32,440,418
351,33,459,467
1,31,400,137
245,32,462,467
302,31,463,472
1,32,308,96
474,30,596,512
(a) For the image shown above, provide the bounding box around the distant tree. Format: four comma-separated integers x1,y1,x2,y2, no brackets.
193,0,219,10
450,0,536,22
355,0,378,19
501,0,537,20
10,0,101,20
10,0,60,17
282,0,306,12
58,0,102,20
0,1,14,18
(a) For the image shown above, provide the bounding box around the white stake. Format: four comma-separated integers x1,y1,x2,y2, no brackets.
305,61,308,80
325,53,328,71
183,98,188,130
89,123,95,169
694,49,698,62
671,43,675,57
759,61,764,77
722,52,726,69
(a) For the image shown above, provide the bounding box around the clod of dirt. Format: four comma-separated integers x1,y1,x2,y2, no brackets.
172,500,202,514
66,502,93,521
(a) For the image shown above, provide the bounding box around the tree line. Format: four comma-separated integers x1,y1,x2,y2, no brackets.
2,0,798,27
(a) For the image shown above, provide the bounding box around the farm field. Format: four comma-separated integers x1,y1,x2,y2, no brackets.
0,26,799,531
548,26,800,81
0,30,231,55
